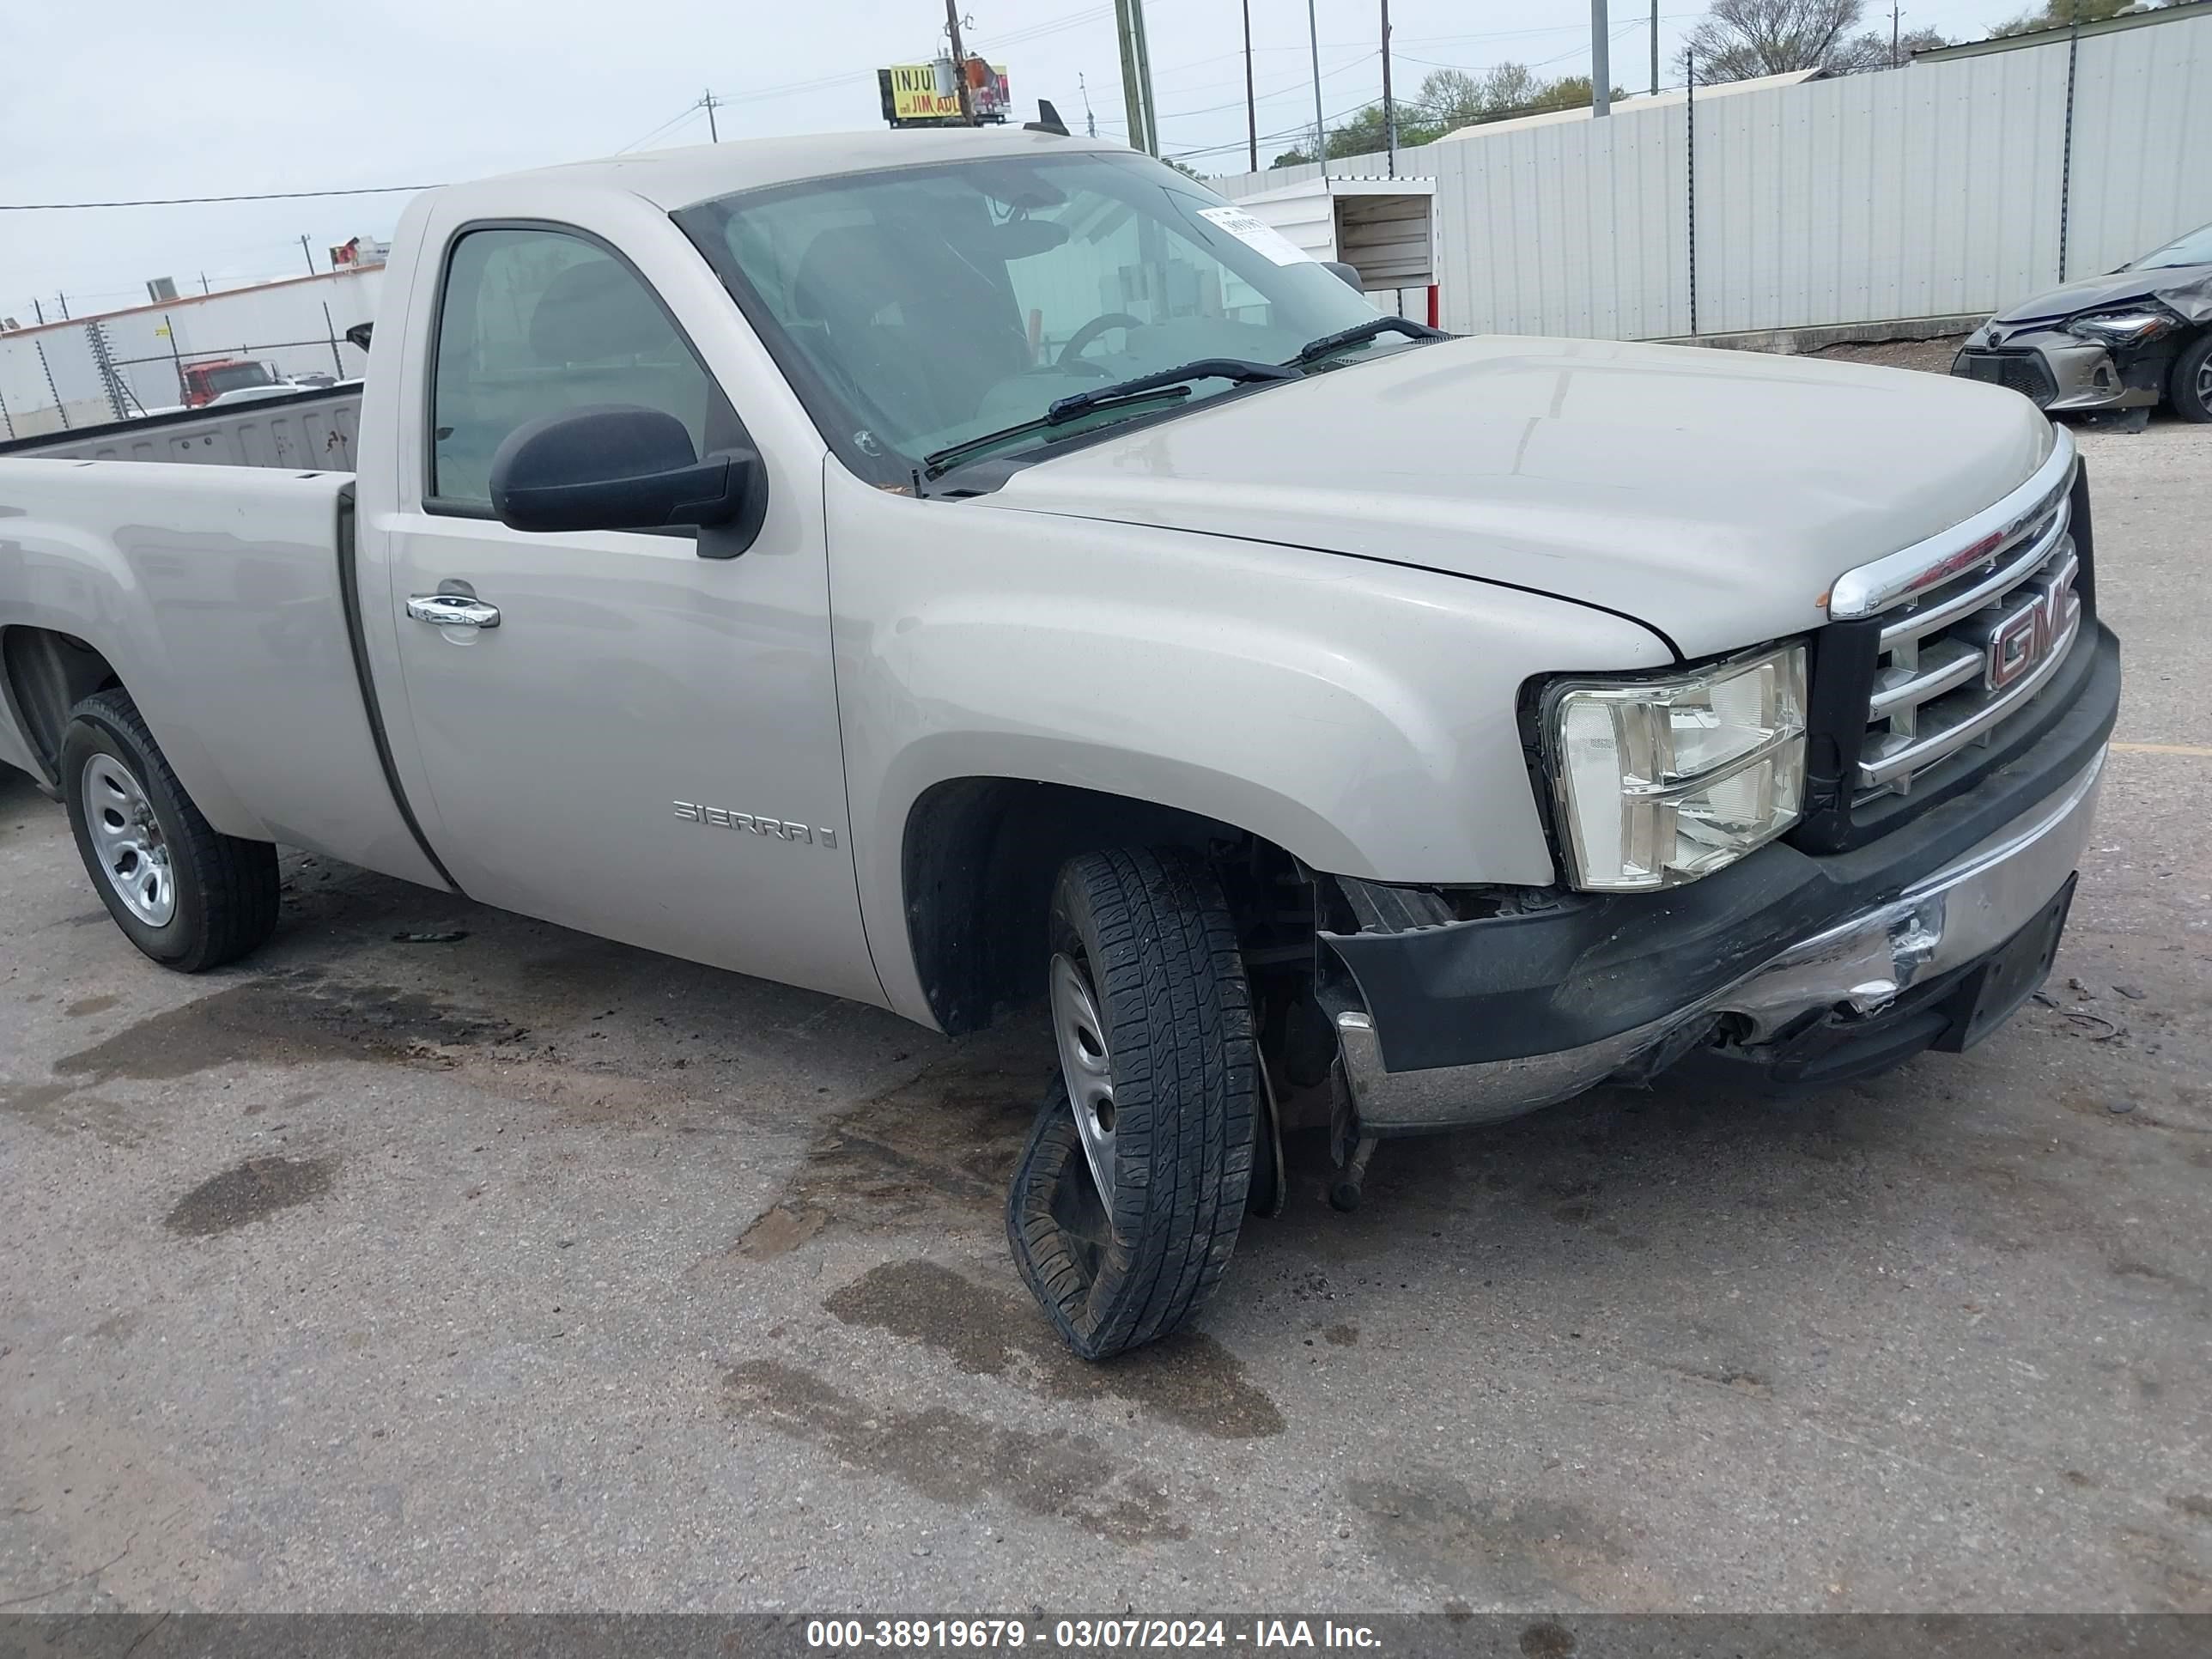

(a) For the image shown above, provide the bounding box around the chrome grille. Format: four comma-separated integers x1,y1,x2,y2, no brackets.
1829,431,2083,801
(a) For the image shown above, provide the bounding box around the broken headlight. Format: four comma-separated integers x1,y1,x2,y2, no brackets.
1543,644,1808,893
2064,306,2180,349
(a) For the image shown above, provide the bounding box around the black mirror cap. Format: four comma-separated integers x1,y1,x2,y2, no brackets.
1323,260,1365,292
488,404,762,542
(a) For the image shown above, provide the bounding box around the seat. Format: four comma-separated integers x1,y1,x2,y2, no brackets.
790,222,1030,441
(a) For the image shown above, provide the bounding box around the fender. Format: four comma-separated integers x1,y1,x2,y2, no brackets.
822,465,1674,1025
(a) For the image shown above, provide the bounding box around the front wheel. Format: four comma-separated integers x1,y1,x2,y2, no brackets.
60,688,279,971
2169,331,2212,423
1006,848,1256,1360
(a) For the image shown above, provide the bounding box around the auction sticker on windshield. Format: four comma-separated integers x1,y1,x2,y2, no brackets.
1195,206,1316,267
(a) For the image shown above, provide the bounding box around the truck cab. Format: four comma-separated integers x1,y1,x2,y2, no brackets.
180,357,283,406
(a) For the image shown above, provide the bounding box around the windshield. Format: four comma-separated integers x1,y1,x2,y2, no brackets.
675,150,1400,483
200,363,276,394
2134,221,2212,270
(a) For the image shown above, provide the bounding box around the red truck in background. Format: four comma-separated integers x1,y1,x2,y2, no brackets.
179,358,283,406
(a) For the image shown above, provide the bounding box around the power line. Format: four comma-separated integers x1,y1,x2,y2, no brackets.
617,102,707,154
3,184,436,211
1156,52,1378,124
969,3,1114,49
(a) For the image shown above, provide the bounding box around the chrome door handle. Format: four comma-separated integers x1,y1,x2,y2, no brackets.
407,593,501,629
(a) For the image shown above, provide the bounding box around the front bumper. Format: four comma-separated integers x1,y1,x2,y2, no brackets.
1325,627,2118,1134
1953,338,2160,413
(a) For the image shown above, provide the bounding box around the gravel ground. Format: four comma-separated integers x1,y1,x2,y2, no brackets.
1810,336,1970,375
1,421,2208,1616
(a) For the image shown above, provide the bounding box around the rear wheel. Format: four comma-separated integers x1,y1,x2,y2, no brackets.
60,689,279,971
1006,848,1256,1359
2170,331,2212,422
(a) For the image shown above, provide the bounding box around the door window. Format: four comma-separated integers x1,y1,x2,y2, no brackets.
428,226,713,511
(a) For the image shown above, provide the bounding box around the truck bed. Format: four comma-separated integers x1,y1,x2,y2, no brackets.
0,382,362,471
0,456,434,881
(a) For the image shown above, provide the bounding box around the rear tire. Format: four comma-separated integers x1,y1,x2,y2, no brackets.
2170,331,2212,423
1006,848,1256,1360
60,688,279,972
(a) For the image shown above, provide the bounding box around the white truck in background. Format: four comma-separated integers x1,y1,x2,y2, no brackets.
0,129,2118,1358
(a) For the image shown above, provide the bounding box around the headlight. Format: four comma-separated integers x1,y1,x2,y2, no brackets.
1544,644,1808,892
2064,307,2179,348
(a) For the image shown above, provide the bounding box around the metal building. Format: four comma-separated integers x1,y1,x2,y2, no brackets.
1220,3,2212,343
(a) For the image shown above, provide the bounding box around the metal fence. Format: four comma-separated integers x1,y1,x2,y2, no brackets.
1220,8,2212,342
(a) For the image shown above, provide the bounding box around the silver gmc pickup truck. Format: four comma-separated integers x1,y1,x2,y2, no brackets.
0,129,2119,1358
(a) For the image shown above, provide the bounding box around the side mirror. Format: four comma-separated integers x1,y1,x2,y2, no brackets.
489,404,760,541
1323,260,1365,292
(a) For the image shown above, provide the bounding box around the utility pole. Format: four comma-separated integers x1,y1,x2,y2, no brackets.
1306,0,1327,165
1113,0,1157,154
55,292,70,319
1381,0,1397,169
702,88,723,140
1242,0,1258,173
1079,72,1097,137
944,0,975,125
199,272,210,295
1650,0,1660,94
32,298,44,325
300,234,316,276
1891,2,1901,68
1591,0,1611,117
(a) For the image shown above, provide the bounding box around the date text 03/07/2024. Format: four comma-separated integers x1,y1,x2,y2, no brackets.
803,1621,1383,1650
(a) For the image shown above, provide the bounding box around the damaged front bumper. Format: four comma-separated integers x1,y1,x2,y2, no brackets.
1320,626,2119,1135
1328,754,2103,1133
1953,333,2162,413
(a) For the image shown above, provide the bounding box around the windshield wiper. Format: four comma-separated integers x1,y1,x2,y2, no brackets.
921,385,1195,480
1044,356,1300,424
1288,314,1449,367
923,357,1299,482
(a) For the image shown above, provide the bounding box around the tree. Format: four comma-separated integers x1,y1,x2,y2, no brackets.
1680,0,1912,80
1996,0,2189,33
1537,76,1634,111
1406,62,1626,137
1417,63,1541,126
1270,57,1644,170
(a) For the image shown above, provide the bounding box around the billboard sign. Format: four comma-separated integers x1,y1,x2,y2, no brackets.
879,60,1011,126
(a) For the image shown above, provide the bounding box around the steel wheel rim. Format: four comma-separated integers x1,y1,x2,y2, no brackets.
2199,356,2212,405
1048,951,1116,1206
82,754,175,927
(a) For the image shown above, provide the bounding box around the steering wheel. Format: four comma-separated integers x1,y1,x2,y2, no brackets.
1054,312,1144,373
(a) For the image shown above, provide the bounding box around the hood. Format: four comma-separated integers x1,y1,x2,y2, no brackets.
1991,268,2197,325
978,336,2051,659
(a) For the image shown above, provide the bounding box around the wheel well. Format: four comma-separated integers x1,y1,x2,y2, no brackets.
2,627,121,786
902,778,1302,1036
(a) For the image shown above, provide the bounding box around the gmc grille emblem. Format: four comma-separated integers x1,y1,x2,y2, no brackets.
1973,554,2079,692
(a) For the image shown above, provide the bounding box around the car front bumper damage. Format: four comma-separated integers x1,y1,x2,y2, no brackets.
1953,334,2161,413
1321,627,2119,1136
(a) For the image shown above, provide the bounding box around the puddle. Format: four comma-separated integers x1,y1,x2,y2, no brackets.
726,1357,1188,1544
823,1259,1284,1438
1346,1475,1632,1606
165,1154,336,1236
732,1047,1045,1255
55,972,528,1085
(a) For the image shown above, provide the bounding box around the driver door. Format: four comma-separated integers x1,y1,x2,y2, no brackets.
379,221,881,1006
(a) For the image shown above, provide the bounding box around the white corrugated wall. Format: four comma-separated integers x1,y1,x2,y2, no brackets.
1222,11,2212,341
0,267,381,438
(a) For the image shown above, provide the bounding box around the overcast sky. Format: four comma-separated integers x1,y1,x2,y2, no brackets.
4,0,2030,321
